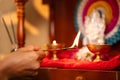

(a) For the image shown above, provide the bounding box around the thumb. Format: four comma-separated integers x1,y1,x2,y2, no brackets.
37,50,46,61
18,45,40,52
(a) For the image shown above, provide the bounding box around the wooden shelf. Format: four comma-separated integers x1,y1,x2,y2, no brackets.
11,68,120,80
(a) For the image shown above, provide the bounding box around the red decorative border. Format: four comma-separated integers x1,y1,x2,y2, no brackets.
82,0,119,34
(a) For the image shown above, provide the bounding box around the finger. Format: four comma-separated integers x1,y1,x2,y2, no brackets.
18,45,40,52
16,70,39,77
30,61,40,70
17,45,34,51
22,71,39,80
33,46,41,51
36,50,46,61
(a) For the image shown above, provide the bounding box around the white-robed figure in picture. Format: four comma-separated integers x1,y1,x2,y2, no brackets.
75,9,106,61
83,9,106,45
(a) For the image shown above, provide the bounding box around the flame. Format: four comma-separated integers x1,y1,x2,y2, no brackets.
70,30,81,48
52,40,58,45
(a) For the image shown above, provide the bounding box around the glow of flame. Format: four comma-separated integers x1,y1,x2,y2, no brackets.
52,40,58,45
70,30,81,48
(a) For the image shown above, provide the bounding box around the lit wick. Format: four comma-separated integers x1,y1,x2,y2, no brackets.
53,40,57,45
52,40,58,49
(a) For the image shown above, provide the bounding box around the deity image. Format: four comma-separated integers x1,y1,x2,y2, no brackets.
83,9,106,45
75,9,106,61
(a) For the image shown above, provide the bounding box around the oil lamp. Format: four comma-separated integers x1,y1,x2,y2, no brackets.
45,30,81,60
87,44,111,62
46,40,64,60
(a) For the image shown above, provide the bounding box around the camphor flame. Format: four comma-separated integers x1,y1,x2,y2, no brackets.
70,30,81,48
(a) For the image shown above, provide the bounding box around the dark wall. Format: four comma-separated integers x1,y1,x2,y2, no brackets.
48,0,81,47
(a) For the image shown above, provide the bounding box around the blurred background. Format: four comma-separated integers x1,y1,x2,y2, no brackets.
0,0,50,53
0,0,120,54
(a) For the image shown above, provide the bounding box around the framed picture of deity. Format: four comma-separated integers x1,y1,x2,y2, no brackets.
74,0,120,45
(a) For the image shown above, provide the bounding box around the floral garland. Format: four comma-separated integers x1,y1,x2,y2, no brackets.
74,0,120,45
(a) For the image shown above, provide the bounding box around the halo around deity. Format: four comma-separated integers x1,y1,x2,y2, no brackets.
74,0,120,45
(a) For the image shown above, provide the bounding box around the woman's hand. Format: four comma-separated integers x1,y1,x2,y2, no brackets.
0,45,46,79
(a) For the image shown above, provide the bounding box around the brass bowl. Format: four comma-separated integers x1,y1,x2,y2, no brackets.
45,43,65,60
87,44,112,62
87,44,112,54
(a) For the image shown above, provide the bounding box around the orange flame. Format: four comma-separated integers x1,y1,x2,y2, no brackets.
70,30,81,48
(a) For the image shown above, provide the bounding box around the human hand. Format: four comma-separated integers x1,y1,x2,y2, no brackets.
0,45,46,79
